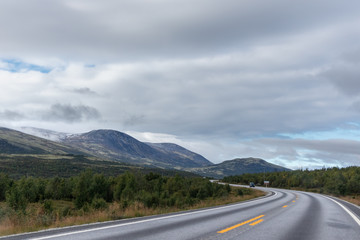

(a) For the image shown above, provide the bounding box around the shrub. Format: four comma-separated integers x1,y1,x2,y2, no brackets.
43,200,54,214
92,198,107,210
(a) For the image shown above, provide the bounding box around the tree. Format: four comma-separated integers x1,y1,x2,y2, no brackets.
73,169,94,209
0,173,11,201
6,183,28,213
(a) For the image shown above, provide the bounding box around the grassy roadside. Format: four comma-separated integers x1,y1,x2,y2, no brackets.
280,187,360,207
0,187,265,237
334,195,360,206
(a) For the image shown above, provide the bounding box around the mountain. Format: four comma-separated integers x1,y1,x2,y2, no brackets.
0,127,200,178
62,129,212,169
0,127,291,179
188,157,291,179
0,127,83,155
145,142,212,167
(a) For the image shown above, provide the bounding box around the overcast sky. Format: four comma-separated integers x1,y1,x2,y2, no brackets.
1,0,360,169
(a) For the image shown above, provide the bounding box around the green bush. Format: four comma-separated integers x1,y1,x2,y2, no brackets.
43,200,53,214
92,198,107,210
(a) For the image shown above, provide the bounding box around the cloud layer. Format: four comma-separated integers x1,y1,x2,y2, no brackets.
1,0,360,168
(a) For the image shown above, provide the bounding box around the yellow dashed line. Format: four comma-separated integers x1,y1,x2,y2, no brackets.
249,219,264,226
217,215,265,233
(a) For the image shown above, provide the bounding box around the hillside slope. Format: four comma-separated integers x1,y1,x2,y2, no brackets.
0,127,83,155
188,157,291,179
62,129,212,169
145,142,212,167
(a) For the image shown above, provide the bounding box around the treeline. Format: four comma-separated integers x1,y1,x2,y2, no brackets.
223,166,360,196
0,170,232,214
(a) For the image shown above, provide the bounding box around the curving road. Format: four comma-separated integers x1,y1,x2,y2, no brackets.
2,186,360,240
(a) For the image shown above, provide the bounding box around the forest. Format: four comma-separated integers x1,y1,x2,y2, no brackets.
0,170,261,236
223,166,360,196
1,170,233,212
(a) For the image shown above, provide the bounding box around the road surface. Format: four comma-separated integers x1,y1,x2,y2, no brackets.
2,186,360,240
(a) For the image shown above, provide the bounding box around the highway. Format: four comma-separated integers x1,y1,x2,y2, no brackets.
2,186,360,240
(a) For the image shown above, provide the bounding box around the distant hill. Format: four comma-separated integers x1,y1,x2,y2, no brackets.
188,157,291,179
62,129,212,169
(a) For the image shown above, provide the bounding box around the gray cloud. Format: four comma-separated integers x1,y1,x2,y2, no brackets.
0,0,359,62
42,104,101,123
322,62,360,96
100,58,353,139
72,87,97,95
0,110,24,121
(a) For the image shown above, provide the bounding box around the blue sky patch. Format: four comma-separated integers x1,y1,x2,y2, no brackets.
1,59,52,73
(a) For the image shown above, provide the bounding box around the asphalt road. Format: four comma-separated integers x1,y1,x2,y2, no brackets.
2,186,360,240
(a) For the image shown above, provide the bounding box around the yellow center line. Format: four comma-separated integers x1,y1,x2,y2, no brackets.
282,205,288,208
249,219,264,226
292,200,296,202
217,215,265,233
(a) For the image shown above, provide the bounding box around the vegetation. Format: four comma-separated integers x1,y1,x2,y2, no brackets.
0,170,263,236
0,154,199,179
223,166,360,196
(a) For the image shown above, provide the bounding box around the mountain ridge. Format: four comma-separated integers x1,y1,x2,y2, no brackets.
0,127,291,178
62,129,212,169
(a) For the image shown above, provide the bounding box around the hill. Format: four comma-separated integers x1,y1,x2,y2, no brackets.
188,157,291,179
0,127,83,155
62,129,211,169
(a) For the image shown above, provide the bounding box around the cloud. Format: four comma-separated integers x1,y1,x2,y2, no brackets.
0,0,359,62
94,56,356,138
322,62,360,96
41,104,101,123
0,110,24,121
72,87,97,95
0,0,360,169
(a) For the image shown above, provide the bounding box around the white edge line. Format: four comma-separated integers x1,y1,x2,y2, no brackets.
324,196,360,227
28,191,277,240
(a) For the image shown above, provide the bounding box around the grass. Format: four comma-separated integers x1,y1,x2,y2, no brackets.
337,195,360,206
0,187,264,237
